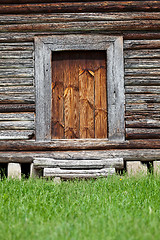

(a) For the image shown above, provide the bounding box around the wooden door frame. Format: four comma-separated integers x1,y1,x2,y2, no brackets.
35,34,125,142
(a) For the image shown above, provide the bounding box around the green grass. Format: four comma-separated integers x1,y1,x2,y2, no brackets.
0,174,160,240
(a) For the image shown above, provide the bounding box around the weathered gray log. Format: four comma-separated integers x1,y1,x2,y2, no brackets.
1,20,160,33
0,2,160,14
126,103,160,111
125,59,160,69
125,76,160,86
43,167,115,178
1,140,160,151
0,94,35,104
0,42,33,51
126,119,160,128
126,94,160,103
124,49,160,59
1,13,160,25
1,32,160,42
126,111,160,119
0,104,35,112
33,158,123,169
126,128,160,139
0,153,34,163
124,40,160,49
126,86,160,94
0,60,34,69
0,86,34,103
0,130,34,140
0,0,109,3
33,151,123,161
0,51,33,59
0,121,34,130
1,149,160,164
0,113,34,121
0,78,34,87
1,0,160,7
0,69,34,78
125,69,160,76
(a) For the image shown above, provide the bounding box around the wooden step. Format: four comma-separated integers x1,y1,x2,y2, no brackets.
33,157,124,179
44,167,115,179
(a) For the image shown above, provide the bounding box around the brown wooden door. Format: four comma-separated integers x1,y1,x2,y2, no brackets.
51,50,107,139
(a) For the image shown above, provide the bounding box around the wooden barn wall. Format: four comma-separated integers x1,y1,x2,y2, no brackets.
0,6,160,141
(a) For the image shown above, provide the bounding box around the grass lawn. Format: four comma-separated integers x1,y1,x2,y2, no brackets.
0,174,160,240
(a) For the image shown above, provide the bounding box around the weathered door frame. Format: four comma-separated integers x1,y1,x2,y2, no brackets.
35,34,125,142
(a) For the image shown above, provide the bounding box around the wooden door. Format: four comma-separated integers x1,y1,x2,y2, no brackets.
51,50,107,139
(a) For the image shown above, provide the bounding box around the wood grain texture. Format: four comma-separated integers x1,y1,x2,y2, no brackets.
44,167,115,178
94,51,107,138
1,140,160,151
0,113,34,121
0,94,35,104
0,78,33,87
0,0,108,3
35,35,124,141
0,42,33,51
0,121,34,130
1,20,160,33
124,40,160,50
51,50,107,139
0,2,160,14
0,130,34,140
2,32,160,42
0,104,35,113
126,93,160,103
107,37,125,141
126,103,160,112
1,150,160,164
126,128,160,140
79,52,94,139
125,76,160,86
126,119,160,128
34,157,123,169
126,86,160,94
124,38,160,140
0,40,35,130
125,68,160,76
1,13,160,25
125,59,160,69
0,12,159,144
124,49,160,59
35,38,52,141
0,68,33,78
0,51,33,59
52,52,64,139
0,61,33,69
63,51,79,139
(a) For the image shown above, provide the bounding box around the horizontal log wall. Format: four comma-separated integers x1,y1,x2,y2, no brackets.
0,42,35,140
124,40,160,139
0,6,160,141
0,2,160,14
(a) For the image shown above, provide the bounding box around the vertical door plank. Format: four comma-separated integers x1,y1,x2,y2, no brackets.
52,50,107,140
95,52,107,138
79,52,94,138
51,53,64,139
64,52,79,139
